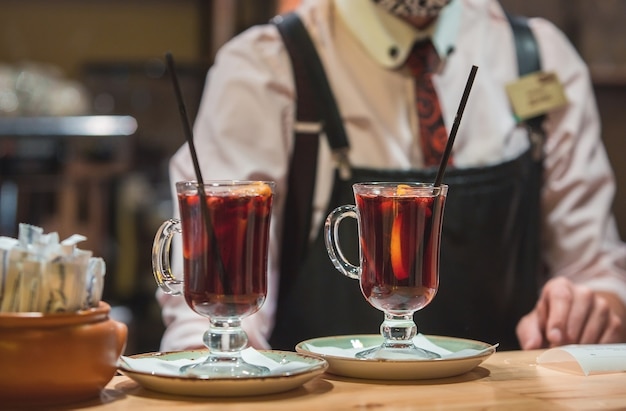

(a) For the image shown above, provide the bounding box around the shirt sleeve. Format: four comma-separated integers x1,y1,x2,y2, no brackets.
158,24,295,351
533,17,626,304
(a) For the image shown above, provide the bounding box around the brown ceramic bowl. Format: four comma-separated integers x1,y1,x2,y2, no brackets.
0,301,127,407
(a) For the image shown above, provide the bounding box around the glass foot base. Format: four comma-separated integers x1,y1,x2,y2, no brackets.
180,356,270,378
356,343,441,360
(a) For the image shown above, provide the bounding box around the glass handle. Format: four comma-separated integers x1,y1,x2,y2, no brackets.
152,218,183,295
324,205,361,280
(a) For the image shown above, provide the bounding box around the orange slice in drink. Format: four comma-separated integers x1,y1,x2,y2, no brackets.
390,211,409,281
390,185,432,281
390,185,411,281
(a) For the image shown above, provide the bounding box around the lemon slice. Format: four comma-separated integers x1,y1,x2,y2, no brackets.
231,182,272,197
250,182,272,196
396,184,412,196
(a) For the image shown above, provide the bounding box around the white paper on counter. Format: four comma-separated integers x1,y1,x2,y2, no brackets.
537,344,626,375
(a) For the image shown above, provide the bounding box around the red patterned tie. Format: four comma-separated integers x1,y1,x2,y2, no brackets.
406,39,451,167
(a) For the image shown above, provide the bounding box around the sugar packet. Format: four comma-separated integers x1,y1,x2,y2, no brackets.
0,224,107,313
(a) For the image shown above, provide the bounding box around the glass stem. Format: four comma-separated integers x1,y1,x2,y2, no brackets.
380,313,417,349
204,319,248,356
179,318,270,377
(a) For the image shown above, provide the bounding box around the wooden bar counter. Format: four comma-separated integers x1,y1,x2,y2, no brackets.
44,349,626,411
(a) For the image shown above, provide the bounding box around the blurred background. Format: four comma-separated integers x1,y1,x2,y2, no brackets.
0,0,624,355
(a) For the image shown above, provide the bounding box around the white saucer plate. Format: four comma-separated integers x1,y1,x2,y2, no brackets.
295,334,496,380
118,350,328,397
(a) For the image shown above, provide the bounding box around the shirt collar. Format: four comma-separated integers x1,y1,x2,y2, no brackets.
334,0,461,69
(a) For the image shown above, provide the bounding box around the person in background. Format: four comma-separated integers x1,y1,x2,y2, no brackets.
158,0,626,352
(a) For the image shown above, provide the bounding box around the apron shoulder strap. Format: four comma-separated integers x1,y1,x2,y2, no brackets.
507,13,541,77
273,12,349,151
273,12,348,300
507,12,547,156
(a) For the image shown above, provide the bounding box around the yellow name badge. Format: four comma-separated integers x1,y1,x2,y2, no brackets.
505,71,568,121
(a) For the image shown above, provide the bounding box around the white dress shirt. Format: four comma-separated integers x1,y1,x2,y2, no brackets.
159,0,626,351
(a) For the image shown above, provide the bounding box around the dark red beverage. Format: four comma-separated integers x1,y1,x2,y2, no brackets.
178,182,273,319
356,184,446,314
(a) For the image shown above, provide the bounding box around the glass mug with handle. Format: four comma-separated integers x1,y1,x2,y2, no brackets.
325,182,448,360
152,180,275,377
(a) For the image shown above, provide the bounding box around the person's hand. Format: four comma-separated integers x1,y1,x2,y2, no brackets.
516,277,625,350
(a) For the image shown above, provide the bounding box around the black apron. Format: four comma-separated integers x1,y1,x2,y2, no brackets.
270,146,542,351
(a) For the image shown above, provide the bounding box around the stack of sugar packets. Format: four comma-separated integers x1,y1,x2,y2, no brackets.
0,224,106,313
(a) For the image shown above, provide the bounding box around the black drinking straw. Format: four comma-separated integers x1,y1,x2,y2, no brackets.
434,65,479,187
165,52,230,294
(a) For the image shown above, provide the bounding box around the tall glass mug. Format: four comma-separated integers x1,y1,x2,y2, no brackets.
325,182,448,360
152,180,275,377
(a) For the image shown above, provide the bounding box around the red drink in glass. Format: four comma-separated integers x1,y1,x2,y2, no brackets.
178,183,273,319
153,180,275,376
325,182,447,359
356,186,444,314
